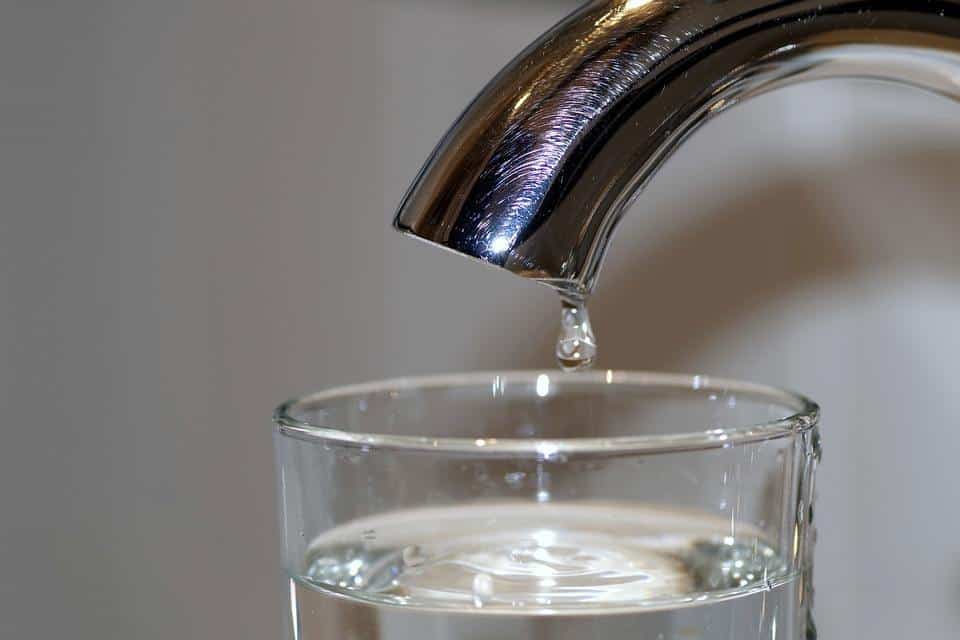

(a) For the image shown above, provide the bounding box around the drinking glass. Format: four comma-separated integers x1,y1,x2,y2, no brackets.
273,371,820,639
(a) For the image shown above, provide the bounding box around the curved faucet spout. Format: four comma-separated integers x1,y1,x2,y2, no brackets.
394,0,960,297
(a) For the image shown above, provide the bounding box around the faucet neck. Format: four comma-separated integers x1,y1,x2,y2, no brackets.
395,0,960,297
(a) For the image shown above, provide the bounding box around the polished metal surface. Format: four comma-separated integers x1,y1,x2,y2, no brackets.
394,0,960,298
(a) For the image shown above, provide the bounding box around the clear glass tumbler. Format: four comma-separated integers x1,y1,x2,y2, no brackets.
273,371,820,639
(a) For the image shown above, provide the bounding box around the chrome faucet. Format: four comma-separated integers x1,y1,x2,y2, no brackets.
394,0,960,299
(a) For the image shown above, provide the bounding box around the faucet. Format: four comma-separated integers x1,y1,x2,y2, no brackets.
394,0,960,299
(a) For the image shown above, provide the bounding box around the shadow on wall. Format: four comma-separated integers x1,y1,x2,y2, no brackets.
466,143,960,372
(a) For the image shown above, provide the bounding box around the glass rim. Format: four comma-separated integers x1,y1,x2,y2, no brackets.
273,370,819,455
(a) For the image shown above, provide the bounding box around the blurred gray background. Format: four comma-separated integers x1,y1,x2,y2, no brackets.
3,1,959,638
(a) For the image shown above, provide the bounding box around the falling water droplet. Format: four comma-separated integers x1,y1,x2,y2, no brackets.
472,572,494,607
555,299,597,371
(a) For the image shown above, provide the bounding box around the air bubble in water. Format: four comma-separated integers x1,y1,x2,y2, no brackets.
556,300,597,371
472,572,494,607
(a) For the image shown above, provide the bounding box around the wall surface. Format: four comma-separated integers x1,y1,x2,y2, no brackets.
3,1,958,638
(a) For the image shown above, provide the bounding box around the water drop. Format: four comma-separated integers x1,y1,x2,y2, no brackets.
361,529,377,549
504,471,526,487
402,545,425,568
517,423,537,437
509,545,534,563
555,299,597,372
472,572,494,607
